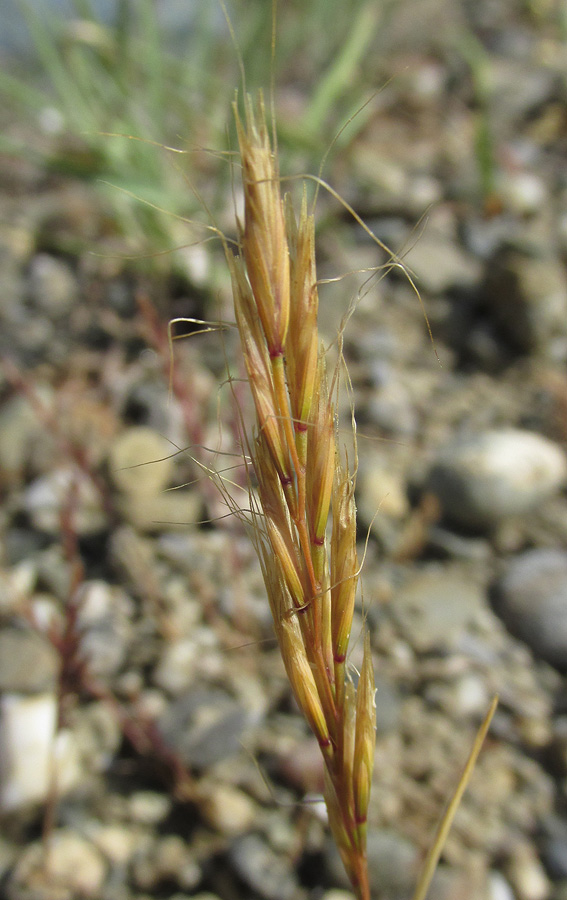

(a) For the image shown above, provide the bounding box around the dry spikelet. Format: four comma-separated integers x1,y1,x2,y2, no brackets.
222,79,497,900
226,91,376,900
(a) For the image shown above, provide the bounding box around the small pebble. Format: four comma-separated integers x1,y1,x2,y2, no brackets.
327,828,418,896
390,567,484,652
72,701,121,773
488,870,516,900
429,429,567,529
10,831,106,898
153,638,199,695
0,627,58,693
506,842,550,900
158,688,248,769
24,465,108,535
201,783,256,836
128,791,172,825
0,692,56,811
109,426,175,496
365,381,418,437
229,833,298,900
492,549,567,670
404,233,481,294
322,891,356,900
482,251,567,357
28,253,77,316
91,824,142,866
497,171,547,216
0,395,49,485
443,672,490,719
75,581,132,678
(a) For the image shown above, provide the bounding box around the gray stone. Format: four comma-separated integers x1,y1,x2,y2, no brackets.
157,688,248,769
403,234,481,294
326,828,418,897
0,628,58,693
28,253,77,317
366,380,418,437
492,549,567,670
482,251,567,357
429,429,567,529
229,833,298,900
541,817,567,880
391,567,484,652
24,465,108,535
0,395,48,485
75,581,133,679
374,675,402,736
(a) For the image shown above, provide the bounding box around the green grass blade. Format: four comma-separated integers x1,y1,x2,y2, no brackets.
301,2,380,137
411,696,498,900
20,1,88,125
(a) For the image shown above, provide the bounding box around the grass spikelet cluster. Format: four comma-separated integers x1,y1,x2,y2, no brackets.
226,91,375,900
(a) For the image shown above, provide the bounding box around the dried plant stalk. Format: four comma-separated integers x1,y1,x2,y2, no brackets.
226,92,376,900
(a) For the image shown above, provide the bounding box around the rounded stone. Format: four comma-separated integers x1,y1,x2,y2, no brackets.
428,429,567,529
492,549,567,671
28,253,77,317
0,628,58,693
10,831,106,898
109,427,175,496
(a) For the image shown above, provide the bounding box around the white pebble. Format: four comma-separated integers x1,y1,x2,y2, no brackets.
429,429,567,528
24,465,107,535
507,843,550,900
488,871,515,900
0,693,55,811
0,694,83,812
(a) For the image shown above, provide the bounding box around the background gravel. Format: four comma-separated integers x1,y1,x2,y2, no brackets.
0,2,566,899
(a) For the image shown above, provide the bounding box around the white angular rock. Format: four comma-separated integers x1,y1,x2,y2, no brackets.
0,693,81,811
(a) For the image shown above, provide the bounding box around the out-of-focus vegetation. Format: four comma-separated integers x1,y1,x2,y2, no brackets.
0,0,389,260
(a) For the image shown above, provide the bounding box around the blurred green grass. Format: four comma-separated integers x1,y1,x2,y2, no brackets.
0,0,387,265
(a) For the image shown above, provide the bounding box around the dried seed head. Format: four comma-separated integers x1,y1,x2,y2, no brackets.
353,632,376,841
285,192,319,443
228,253,290,484
343,679,356,793
228,91,376,900
279,615,331,751
235,93,290,358
307,352,336,552
254,437,306,607
331,467,358,665
323,767,359,890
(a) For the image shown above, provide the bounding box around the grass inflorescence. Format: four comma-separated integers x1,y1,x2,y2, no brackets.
223,88,498,900
226,91,375,900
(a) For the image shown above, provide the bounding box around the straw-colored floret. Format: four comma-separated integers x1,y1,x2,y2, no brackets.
226,92,376,900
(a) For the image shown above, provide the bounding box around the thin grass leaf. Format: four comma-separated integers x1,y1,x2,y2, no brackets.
412,696,499,900
300,2,380,137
